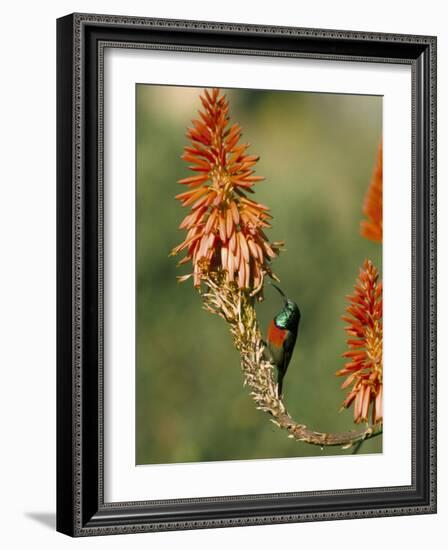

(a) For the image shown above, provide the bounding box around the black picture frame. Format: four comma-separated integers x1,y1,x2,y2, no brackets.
57,13,437,537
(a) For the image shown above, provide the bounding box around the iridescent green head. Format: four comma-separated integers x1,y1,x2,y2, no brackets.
272,284,301,331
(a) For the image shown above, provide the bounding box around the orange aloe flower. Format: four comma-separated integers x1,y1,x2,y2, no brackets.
171,88,283,295
360,143,382,243
336,259,383,425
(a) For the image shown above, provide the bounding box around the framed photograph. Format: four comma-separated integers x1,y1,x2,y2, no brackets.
56,13,437,536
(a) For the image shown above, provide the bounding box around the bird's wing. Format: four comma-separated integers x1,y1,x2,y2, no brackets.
282,330,297,373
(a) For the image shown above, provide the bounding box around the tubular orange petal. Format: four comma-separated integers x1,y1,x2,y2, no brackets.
239,232,250,264
226,208,234,239
230,201,240,225
218,214,226,243
204,209,217,234
238,260,245,289
178,174,208,186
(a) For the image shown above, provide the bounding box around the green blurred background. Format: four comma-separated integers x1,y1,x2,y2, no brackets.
136,85,382,465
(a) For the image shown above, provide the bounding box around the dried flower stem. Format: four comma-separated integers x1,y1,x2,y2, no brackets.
202,273,382,448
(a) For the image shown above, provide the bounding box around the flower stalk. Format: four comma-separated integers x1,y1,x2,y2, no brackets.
202,273,382,448
336,259,383,425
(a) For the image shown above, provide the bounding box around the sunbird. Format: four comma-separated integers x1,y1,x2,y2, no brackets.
266,284,301,398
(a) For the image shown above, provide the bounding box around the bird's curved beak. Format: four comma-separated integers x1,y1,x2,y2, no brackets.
271,282,288,306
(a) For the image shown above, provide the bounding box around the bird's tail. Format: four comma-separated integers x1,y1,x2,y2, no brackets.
277,372,284,398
